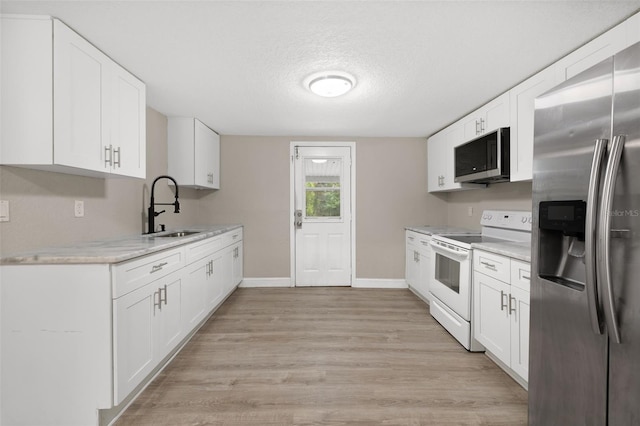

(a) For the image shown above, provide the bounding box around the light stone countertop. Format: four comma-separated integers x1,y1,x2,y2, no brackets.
471,240,532,263
0,224,242,265
405,226,476,236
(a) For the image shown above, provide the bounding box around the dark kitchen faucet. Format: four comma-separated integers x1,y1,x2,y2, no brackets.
147,175,180,234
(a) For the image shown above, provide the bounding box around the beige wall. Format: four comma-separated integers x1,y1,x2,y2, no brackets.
0,105,530,280
445,181,533,230
0,107,203,255
201,136,447,279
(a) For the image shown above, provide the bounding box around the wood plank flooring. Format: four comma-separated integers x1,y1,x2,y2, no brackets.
115,288,527,425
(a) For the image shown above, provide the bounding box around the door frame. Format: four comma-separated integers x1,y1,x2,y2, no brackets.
289,141,356,287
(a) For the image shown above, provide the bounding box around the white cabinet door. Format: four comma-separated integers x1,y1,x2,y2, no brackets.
182,256,208,331
427,129,447,191
113,269,184,405
113,282,157,405
168,117,220,189
474,271,511,366
509,65,562,182
416,250,431,301
556,22,627,81
405,246,419,288
463,92,510,141
53,19,109,173
194,119,220,189
509,285,530,381
232,242,243,287
110,63,146,178
207,253,225,310
155,274,184,361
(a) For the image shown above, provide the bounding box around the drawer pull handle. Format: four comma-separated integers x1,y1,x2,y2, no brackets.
233,234,238,239
522,274,530,281
481,261,497,270
151,262,168,273
500,291,508,311
160,284,168,305
509,295,517,314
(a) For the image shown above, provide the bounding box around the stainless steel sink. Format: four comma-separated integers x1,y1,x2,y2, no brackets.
148,230,201,238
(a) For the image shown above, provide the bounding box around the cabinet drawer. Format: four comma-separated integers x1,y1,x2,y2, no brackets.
221,228,243,249
112,247,184,298
417,235,431,255
473,250,510,283
511,260,531,292
406,230,420,247
185,235,223,264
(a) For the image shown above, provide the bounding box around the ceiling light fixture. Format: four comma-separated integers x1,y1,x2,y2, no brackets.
308,74,354,98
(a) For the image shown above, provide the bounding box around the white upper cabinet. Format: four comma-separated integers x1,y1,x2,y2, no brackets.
168,117,220,189
0,16,146,178
509,64,562,182
555,21,628,81
427,121,484,193
109,62,147,178
462,92,510,141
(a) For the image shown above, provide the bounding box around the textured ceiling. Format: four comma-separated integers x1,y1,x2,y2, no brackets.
2,1,640,137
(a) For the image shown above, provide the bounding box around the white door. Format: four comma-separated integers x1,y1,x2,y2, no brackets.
293,145,352,286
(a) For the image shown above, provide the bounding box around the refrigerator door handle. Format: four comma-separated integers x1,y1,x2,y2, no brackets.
585,138,608,335
597,135,626,344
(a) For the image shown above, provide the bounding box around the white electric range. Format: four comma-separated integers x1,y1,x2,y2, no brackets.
428,210,532,351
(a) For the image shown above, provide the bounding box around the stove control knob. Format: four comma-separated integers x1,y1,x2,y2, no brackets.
521,216,527,223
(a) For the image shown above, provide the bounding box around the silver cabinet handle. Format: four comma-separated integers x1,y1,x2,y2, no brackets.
480,118,485,133
113,146,121,167
150,262,168,273
159,284,168,305
475,119,480,135
509,295,516,314
153,290,162,313
500,290,507,311
480,261,497,270
598,135,625,344
104,145,113,167
585,138,607,335
522,274,530,281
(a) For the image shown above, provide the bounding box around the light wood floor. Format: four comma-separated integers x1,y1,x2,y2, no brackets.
115,288,527,425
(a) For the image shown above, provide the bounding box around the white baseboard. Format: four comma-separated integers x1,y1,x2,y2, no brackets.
352,278,408,289
240,278,407,289
239,277,293,288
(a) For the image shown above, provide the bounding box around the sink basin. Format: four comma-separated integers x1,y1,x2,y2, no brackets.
148,230,201,238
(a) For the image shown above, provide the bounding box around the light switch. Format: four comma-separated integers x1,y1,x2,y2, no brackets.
0,200,9,222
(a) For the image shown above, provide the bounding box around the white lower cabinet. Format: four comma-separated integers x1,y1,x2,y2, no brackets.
113,270,183,404
0,227,243,426
473,250,530,384
405,230,431,302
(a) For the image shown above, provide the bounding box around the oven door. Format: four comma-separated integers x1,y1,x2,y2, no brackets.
429,241,471,321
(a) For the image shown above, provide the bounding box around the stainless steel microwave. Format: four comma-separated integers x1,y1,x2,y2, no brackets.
454,127,510,183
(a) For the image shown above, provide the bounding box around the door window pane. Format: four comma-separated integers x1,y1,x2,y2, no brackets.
305,158,341,218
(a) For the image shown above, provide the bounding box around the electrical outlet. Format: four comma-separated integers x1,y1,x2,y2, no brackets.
0,200,9,222
74,200,85,218
467,206,474,217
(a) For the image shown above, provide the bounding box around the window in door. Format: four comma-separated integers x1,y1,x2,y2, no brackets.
304,158,342,219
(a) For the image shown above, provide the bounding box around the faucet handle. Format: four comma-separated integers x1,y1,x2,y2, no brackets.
154,209,166,217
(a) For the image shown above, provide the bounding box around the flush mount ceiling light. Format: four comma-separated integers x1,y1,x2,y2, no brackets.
307,73,355,98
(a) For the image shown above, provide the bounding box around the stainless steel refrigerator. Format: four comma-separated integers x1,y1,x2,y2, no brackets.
530,41,640,425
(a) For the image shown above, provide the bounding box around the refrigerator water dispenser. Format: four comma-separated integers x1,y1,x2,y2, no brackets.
538,200,587,291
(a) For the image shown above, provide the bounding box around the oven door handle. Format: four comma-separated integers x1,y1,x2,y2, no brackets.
430,241,470,260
